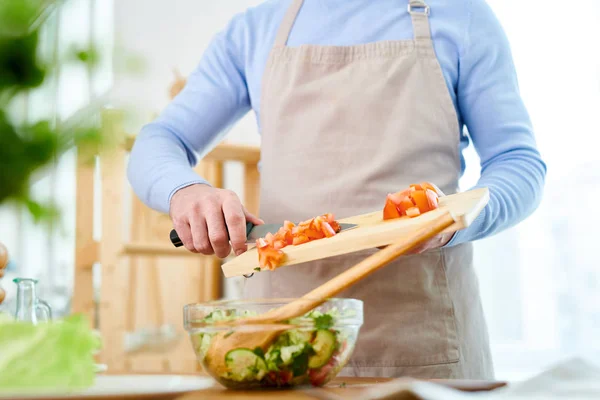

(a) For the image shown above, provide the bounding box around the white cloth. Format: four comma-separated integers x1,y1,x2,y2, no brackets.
321,358,600,400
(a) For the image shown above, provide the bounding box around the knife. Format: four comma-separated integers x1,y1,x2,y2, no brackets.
169,221,358,247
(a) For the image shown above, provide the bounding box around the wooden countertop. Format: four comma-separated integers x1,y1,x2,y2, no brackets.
179,377,507,400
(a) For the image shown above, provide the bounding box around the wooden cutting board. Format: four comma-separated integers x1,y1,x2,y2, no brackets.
222,188,489,278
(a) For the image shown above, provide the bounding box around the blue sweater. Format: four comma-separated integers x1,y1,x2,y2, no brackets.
127,0,546,247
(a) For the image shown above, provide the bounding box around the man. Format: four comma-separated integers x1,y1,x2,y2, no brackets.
128,0,546,379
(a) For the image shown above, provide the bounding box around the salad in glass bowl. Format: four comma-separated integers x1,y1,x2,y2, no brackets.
184,298,363,389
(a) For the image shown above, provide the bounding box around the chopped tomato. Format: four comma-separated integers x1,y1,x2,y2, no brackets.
292,234,310,245
298,219,312,228
397,196,415,215
309,365,332,387
383,182,443,221
420,182,444,196
425,189,439,210
274,227,293,246
392,188,412,199
264,232,275,246
308,341,345,387
406,207,421,218
257,244,286,270
411,190,430,213
252,213,343,270
313,216,324,229
279,370,293,385
304,229,324,240
267,370,293,387
321,222,336,238
329,220,341,233
387,192,403,205
322,213,336,224
383,198,402,220
283,220,295,230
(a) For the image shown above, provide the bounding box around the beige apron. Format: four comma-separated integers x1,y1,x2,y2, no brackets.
244,0,494,379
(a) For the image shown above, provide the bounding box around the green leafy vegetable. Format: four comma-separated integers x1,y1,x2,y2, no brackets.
290,346,312,377
253,347,264,358
314,314,334,330
0,314,98,391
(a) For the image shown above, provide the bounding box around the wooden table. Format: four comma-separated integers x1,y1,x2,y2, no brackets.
179,377,507,400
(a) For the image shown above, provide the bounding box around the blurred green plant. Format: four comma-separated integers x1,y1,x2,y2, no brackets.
0,0,110,223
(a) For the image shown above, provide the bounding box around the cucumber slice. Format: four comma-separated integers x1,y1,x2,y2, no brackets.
225,348,267,381
288,329,313,345
308,330,337,369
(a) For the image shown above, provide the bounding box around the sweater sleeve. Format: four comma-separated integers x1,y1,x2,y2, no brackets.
127,14,251,214
445,0,547,246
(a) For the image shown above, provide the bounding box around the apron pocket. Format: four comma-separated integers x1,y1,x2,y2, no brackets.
338,248,461,368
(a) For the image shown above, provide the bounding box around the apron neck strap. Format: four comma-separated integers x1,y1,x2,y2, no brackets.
274,0,305,48
408,0,432,40
274,0,432,48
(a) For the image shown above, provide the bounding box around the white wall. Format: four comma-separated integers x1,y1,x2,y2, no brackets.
111,0,262,145
110,0,265,299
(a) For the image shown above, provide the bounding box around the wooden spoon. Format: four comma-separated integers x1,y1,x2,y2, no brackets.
203,211,456,377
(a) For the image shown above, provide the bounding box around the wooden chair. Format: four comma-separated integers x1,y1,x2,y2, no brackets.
72,109,260,373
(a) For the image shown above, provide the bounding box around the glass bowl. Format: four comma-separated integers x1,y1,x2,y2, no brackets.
184,298,363,390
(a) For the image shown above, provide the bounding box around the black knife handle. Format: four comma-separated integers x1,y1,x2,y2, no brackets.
170,222,255,248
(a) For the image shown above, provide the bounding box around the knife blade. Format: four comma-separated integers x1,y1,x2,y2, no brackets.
169,221,357,247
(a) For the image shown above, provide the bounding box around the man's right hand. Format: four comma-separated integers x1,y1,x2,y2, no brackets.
169,184,264,258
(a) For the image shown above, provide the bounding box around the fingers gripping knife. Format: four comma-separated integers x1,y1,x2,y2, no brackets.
169,222,255,247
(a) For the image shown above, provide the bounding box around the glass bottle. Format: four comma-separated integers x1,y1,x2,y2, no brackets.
13,278,52,324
